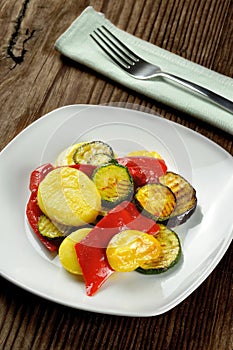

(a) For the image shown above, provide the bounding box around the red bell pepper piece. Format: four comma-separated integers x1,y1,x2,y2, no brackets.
29,163,54,191
69,163,96,178
117,157,167,188
75,201,159,296
26,163,59,251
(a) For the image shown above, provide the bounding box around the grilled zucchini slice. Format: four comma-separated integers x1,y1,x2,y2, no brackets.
38,215,65,239
134,183,176,222
159,172,197,227
89,153,113,165
136,224,181,274
92,163,134,207
73,141,114,166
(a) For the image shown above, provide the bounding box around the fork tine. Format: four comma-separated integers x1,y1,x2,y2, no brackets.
90,32,129,69
101,26,139,62
90,26,139,70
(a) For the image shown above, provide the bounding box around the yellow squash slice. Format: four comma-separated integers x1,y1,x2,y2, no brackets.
59,228,91,274
126,150,162,159
54,142,85,166
106,229,161,272
38,167,101,226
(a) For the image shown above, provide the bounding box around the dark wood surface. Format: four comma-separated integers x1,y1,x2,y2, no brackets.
0,1,232,349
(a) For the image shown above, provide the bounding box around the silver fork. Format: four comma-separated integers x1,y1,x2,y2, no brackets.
90,26,233,114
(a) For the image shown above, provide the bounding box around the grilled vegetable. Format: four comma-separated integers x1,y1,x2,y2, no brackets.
88,153,113,165
69,163,96,178
29,163,54,192
75,201,160,296
134,183,176,222
159,172,197,227
26,142,198,296
92,163,134,207
126,150,162,159
106,229,161,272
59,228,91,275
38,215,65,239
55,142,85,166
117,156,167,188
73,141,114,165
136,224,181,274
26,163,60,252
38,167,101,227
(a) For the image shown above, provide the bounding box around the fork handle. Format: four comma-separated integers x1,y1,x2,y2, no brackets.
161,72,233,114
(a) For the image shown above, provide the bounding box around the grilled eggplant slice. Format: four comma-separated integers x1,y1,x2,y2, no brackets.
73,141,114,166
159,172,197,227
136,224,181,274
92,163,134,207
134,183,176,222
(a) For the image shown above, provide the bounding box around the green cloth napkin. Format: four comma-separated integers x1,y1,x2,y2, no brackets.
55,6,233,135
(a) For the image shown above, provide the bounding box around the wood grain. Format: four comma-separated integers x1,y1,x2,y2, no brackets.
0,0,232,349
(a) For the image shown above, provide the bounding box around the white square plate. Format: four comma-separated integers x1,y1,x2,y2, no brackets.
0,105,232,316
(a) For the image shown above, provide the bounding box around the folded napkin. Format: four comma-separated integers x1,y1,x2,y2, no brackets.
55,6,233,135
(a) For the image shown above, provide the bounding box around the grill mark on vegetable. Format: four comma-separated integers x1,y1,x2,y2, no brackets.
93,163,133,206
135,183,176,221
137,225,181,273
159,172,197,218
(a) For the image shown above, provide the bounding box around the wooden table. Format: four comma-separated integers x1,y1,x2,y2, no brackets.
0,1,232,349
